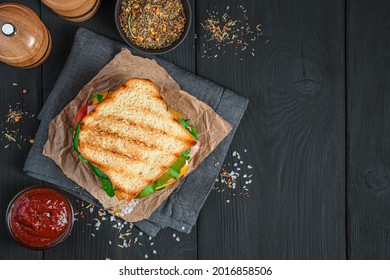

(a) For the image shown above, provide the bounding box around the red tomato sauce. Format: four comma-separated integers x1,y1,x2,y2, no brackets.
9,188,72,247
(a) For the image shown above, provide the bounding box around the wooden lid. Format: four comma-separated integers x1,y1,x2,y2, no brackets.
41,0,88,12
0,3,49,66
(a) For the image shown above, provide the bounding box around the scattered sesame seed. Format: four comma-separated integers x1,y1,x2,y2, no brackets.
214,148,253,201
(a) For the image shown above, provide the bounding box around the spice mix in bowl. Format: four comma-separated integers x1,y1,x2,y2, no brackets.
115,0,191,54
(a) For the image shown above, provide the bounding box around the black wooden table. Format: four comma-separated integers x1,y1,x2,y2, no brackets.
1,0,389,260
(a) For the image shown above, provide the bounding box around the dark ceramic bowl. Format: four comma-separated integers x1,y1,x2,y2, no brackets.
114,0,192,55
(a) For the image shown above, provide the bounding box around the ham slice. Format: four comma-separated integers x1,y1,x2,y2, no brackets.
87,104,97,114
189,140,201,160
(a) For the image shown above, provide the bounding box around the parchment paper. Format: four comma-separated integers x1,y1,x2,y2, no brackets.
43,48,232,222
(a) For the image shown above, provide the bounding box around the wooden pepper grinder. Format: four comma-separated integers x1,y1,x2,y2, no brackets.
41,0,102,22
0,3,52,69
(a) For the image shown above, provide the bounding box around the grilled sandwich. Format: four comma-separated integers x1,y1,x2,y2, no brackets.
73,78,201,201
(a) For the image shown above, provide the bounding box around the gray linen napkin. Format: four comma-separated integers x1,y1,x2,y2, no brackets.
24,28,248,237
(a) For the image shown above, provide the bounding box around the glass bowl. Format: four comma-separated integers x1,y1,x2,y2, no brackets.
6,185,74,250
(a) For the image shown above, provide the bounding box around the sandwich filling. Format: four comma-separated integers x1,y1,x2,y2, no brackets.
73,91,200,200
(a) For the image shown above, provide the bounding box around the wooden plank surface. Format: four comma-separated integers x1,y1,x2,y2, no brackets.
196,0,346,259
39,0,198,260
347,0,390,259
7,0,387,260
0,0,43,260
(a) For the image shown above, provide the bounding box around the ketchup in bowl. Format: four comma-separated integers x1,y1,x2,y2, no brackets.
6,186,74,250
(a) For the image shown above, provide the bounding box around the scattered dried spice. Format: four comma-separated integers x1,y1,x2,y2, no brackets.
1,103,35,149
199,3,262,59
6,105,26,124
119,0,186,49
73,199,187,259
213,149,253,202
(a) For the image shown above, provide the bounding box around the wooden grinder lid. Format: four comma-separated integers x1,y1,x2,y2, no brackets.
0,3,49,66
41,0,87,12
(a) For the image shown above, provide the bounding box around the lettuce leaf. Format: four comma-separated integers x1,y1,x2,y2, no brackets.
137,182,163,198
74,121,113,196
136,154,188,198
178,118,199,140
73,112,198,199
100,177,115,197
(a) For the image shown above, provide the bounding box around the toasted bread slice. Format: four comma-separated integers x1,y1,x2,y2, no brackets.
78,78,197,201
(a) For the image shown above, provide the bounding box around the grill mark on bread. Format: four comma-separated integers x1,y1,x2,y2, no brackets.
81,126,161,151
103,114,169,136
77,78,198,201
85,158,137,180
81,141,144,162
94,105,174,123
86,114,196,147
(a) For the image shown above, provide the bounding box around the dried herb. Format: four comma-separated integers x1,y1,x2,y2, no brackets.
1,103,35,150
119,0,186,49
199,5,263,60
